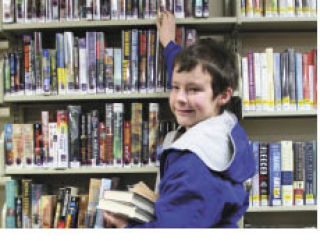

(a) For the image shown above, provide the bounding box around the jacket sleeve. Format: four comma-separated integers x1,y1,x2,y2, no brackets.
163,41,183,89
125,152,226,228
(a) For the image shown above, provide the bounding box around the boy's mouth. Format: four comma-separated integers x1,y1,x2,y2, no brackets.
176,109,194,115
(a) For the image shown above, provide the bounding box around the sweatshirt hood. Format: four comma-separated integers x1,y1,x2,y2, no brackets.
162,111,256,183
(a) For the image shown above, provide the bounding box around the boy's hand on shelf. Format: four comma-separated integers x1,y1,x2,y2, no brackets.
156,11,176,48
104,211,128,228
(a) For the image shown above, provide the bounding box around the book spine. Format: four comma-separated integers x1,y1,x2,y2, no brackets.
12,124,23,168
113,48,122,92
287,48,297,111
80,114,87,165
99,122,107,166
253,52,262,110
273,52,282,111
15,197,23,228
104,48,114,93
144,0,150,18
281,52,290,110
68,105,82,168
174,0,184,18
202,0,209,17
147,29,156,92
57,110,69,168
96,32,105,94
50,49,58,94
251,141,260,206
56,33,66,95
247,51,256,111
269,142,282,206
111,0,119,19
141,120,149,165
31,184,43,228
131,103,142,167
77,195,88,228
91,110,100,166
5,180,17,228
41,111,49,167
266,48,274,111
131,0,138,18
194,0,203,18
122,30,132,92
259,143,269,206
41,49,50,95
3,0,14,23
86,0,93,19
34,32,43,95
304,141,315,205
185,28,197,47
79,38,88,93
10,53,15,94
148,103,159,166
138,30,147,93
34,123,44,167
40,195,56,228
22,124,34,168
281,140,294,206
65,196,79,228
53,188,65,228
86,32,97,94
52,0,59,20
131,29,139,92
94,178,112,228
4,54,11,95
74,37,80,92
93,0,101,20
119,0,126,19
241,57,250,112
64,32,75,94
123,120,131,167
22,179,32,228
113,103,124,167
86,112,93,166
246,0,254,17
74,0,80,20
48,123,58,168
105,103,114,166
293,142,305,206
101,0,111,19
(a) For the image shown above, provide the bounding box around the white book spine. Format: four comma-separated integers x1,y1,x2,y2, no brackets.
79,39,88,94
3,0,14,23
48,123,58,169
57,111,69,169
64,32,75,94
111,0,118,19
86,0,93,19
266,48,274,111
286,0,295,17
241,57,250,112
254,53,262,111
41,111,49,168
246,0,254,17
93,0,101,20
260,53,268,111
174,0,185,18
22,124,34,168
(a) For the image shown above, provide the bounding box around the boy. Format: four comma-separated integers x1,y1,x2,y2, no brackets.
104,12,255,228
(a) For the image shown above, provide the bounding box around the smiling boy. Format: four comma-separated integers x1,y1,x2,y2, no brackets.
104,12,255,228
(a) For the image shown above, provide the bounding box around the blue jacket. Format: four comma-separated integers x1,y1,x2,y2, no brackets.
126,42,256,228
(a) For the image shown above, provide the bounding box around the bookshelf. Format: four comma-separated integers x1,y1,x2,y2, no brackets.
0,0,317,229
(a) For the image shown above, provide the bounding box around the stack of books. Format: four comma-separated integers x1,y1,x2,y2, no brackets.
97,182,158,223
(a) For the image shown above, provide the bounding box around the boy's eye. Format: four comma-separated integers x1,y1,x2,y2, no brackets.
172,85,179,90
188,88,200,92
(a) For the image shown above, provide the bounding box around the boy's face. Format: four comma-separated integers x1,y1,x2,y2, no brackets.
170,64,221,130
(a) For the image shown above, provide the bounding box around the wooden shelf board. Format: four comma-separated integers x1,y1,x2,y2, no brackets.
4,92,170,102
5,167,158,175
242,110,317,118
247,205,317,212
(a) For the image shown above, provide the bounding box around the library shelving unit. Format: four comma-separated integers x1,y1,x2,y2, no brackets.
0,0,317,229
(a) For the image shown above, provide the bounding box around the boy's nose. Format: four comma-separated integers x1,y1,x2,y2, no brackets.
176,89,188,103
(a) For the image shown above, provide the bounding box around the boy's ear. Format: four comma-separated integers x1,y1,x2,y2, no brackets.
218,87,233,106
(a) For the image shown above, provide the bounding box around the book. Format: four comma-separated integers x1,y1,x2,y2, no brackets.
129,181,158,203
281,140,294,206
97,199,154,223
103,190,154,215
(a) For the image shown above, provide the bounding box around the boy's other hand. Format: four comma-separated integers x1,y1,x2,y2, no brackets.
104,211,128,228
156,11,176,48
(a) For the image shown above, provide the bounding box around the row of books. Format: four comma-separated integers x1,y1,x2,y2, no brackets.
241,48,317,112
4,103,177,169
249,140,317,207
4,176,142,228
3,27,197,96
3,0,210,23
240,0,317,18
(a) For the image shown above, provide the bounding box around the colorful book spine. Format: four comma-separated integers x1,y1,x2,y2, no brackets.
57,110,69,168
41,49,51,94
122,30,132,92
94,178,112,228
99,122,107,166
31,184,43,228
68,105,82,168
22,124,34,168
139,30,147,93
123,120,131,167
56,33,66,94
86,32,97,94
5,180,17,228
64,32,75,94
22,179,32,228
41,111,49,167
34,123,43,167
104,48,114,93
281,140,294,206
131,29,139,92
147,29,156,92
77,195,89,228
268,142,282,206
86,178,101,228
148,103,159,166
113,103,123,167
241,57,250,112
247,51,256,111
53,188,65,228
50,49,58,94
96,32,105,94
12,124,23,168
34,32,43,95
65,196,79,228
131,103,142,167
304,141,316,205
80,114,87,165
40,195,57,228
105,103,114,166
